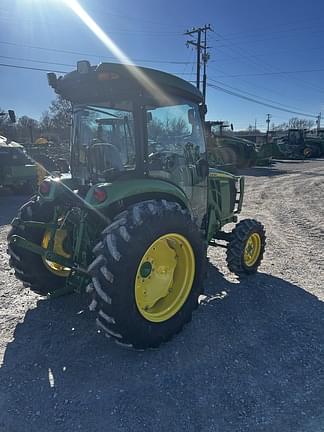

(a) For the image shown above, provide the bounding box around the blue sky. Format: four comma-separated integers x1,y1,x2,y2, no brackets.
1,0,324,130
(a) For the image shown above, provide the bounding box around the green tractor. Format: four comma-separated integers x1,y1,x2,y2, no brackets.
7,61,266,349
0,110,44,193
272,128,323,159
0,135,40,193
205,120,258,169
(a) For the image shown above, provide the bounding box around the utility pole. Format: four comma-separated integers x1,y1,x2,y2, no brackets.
29,124,34,144
185,25,213,102
266,113,272,143
316,112,321,134
266,114,271,133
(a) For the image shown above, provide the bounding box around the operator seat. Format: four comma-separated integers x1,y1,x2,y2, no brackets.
90,142,124,173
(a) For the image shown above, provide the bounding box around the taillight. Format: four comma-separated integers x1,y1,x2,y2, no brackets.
94,188,107,203
39,180,51,195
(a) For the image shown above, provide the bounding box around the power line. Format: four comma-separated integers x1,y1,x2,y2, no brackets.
210,32,324,95
0,62,67,74
0,60,195,77
0,6,182,34
0,40,193,65
208,77,310,112
209,64,309,105
214,25,324,44
207,83,317,118
0,55,74,68
0,14,180,36
211,67,324,78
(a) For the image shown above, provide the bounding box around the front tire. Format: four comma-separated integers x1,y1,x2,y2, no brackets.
87,200,205,349
7,198,67,295
226,219,266,276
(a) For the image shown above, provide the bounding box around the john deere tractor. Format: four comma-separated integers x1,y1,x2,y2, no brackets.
8,61,266,349
0,136,40,193
205,121,257,169
272,128,323,159
0,110,46,193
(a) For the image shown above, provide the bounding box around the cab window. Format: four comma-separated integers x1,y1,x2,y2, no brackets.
146,102,206,182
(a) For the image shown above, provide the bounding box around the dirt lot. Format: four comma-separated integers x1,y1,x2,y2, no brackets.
0,159,323,432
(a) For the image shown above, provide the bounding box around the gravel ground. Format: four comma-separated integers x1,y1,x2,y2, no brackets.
0,159,323,432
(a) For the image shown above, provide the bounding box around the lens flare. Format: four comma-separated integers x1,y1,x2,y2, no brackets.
63,0,173,105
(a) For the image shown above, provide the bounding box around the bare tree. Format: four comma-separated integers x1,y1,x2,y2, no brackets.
288,117,314,129
271,117,315,132
39,110,53,131
49,96,72,130
16,116,39,143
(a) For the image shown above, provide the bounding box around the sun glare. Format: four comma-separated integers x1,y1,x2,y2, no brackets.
62,0,173,105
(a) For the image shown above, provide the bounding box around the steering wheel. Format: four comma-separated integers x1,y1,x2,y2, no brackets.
148,151,183,170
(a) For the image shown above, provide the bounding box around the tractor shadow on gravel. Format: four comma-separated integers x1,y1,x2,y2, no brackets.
237,165,292,177
1,265,324,432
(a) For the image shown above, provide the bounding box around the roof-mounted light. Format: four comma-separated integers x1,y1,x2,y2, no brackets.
47,73,57,89
77,60,91,74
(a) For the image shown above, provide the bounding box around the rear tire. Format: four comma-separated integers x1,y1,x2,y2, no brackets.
219,147,237,166
87,200,206,349
7,198,66,295
305,145,321,158
226,219,266,276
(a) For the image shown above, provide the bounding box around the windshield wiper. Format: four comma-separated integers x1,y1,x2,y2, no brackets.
74,105,119,118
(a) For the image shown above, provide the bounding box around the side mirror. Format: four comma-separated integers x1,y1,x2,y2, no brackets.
8,110,16,123
196,158,209,178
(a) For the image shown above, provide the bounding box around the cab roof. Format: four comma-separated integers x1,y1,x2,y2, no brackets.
50,62,203,105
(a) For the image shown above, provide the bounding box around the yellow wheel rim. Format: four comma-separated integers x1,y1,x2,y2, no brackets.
135,233,195,323
243,232,261,267
304,148,311,157
41,229,71,277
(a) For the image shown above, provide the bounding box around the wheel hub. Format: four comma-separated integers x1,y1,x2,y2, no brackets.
135,233,195,322
139,261,153,278
244,233,261,267
41,228,71,277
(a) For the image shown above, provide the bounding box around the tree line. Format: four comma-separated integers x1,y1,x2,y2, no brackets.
0,96,72,144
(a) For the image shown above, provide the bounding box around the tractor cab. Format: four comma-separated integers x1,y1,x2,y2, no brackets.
206,120,233,138
287,129,305,146
49,61,208,225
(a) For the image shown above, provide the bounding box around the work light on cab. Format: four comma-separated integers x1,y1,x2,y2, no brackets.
77,60,91,74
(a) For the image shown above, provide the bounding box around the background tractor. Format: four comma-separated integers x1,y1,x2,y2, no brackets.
205,120,258,170
272,128,323,159
8,61,266,349
0,109,41,193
